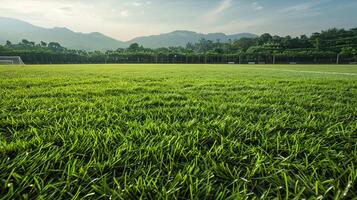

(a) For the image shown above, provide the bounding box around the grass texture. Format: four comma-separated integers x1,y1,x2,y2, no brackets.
0,64,357,199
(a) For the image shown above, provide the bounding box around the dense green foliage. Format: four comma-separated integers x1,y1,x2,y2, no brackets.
1,28,357,64
1,64,357,199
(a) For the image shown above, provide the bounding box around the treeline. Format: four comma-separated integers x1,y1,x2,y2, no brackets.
1,28,357,64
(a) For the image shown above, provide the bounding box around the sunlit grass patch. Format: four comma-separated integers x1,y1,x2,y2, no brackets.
0,64,357,199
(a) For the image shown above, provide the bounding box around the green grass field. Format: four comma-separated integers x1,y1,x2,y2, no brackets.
1,64,357,199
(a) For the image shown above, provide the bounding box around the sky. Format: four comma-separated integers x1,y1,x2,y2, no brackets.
0,0,357,41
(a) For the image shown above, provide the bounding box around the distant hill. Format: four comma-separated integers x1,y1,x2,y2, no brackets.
0,17,127,51
128,30,257,48
0,17,257,50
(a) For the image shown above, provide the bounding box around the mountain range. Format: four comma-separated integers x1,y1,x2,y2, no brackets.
0,17,257,51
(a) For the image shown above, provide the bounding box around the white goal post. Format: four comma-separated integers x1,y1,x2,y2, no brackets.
0,56,25,65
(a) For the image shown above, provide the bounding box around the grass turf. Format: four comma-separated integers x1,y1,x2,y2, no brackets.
0,64,357,199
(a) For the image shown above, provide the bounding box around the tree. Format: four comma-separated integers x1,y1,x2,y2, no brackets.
128,43,141,51
40,41,47,47
195,39,214,53
341,47,357,62
259,33,273,45
186,42,195,51
21,39,31,46
213,47,224,54
0,26,356,64
232,38,256,51
310,33,322,50
48,42,64,51
341,47,354,56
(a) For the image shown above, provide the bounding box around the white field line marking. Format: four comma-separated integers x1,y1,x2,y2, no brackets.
238,66,357,76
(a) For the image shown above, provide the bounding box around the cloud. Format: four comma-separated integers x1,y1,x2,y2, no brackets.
132,1,151,7
280,2,314,13
60,7,72,12
203,0,232,23
121,10,129,17
211,17,269,33
279,2,321,17
132,2,142,7
252,2,264,11
212,0,232,15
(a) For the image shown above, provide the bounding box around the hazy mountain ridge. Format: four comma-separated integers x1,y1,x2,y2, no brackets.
128,30,257,48
0,17,257,50
0,17,126,51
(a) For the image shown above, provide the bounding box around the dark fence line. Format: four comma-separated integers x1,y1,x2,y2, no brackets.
2,51,357,64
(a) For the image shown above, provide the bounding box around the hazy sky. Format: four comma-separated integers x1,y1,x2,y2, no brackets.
1,0,357,41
